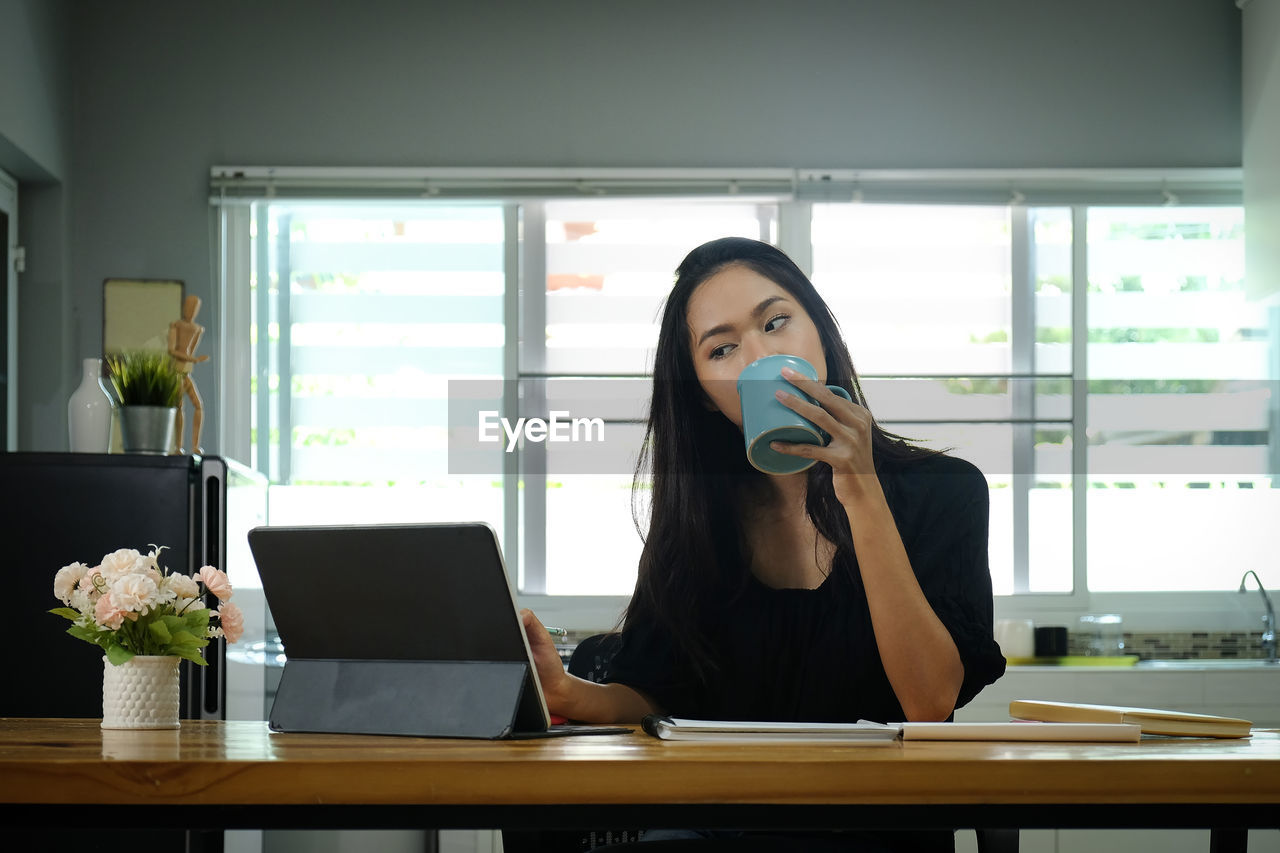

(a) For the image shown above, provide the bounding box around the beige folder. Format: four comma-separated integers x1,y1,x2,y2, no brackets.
1009,699,1252,738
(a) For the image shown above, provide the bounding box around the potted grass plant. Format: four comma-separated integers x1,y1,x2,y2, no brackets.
106,350,183,454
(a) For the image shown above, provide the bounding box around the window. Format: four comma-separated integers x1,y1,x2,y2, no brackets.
531,200,776,594
243,202,508,540
812,204,1074,595
214,167,1273,629
1082,207,1276,592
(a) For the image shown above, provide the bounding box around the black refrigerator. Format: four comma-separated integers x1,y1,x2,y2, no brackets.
2,452,268,720
2,452,268,852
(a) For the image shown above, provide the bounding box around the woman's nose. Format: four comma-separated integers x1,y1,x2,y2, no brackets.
739,333,778,366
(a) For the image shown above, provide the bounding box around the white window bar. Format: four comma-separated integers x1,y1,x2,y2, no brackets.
1010,206,1035,594
217,203,253,467
1071,205,1090,599
519,202,549,595
253,204,272,481
503,204,522,592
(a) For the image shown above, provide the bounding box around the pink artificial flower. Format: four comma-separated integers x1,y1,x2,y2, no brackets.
217,602,245,644
199,565,233,601
69,588,93,615
99,548,143,581
165,572,200,600
79,566,104,594
110,573,160,613
94,593,127,630
141,547,165,573
53,562,88,604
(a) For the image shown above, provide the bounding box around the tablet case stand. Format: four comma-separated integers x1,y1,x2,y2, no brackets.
269,658,546,739
251,523,560,740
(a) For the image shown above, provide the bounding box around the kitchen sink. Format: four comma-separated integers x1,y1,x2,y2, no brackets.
1135,658,1279,669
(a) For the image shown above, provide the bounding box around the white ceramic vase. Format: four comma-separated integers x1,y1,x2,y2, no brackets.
68,357,115,452
101,654,181,730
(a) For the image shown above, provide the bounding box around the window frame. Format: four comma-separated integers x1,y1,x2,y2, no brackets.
210,167,1270,635
0,167,18,451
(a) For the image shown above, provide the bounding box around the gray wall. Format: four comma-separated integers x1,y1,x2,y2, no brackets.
0,0,71,452
1244,0,1280,303
6,0,1246,452
0,0,67,182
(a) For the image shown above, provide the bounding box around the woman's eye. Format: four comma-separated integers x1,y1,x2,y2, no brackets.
709,343,735,360
764,314,791,333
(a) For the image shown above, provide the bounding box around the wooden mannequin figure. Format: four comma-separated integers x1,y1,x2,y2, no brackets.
168,294,211,454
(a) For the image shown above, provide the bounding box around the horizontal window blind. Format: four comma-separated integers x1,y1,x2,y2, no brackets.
211,166,1243,206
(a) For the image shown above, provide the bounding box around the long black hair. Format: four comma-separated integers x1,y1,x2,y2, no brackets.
623,236,936,683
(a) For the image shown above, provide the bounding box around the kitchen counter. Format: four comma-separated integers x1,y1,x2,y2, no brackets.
1135,659,1280,670
962,659,1280,728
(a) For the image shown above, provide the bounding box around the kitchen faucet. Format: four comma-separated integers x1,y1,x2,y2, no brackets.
1238,570,1277,663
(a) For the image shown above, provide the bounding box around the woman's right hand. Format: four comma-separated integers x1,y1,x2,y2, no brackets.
520,609,659,724
520,608,573,715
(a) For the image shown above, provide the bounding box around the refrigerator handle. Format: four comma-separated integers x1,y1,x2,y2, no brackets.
199,457,227,720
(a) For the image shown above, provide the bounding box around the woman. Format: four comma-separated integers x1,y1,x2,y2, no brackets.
522,236,1005,849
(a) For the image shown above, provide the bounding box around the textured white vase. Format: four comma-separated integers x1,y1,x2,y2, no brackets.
68,357,115,452
101,655,181,730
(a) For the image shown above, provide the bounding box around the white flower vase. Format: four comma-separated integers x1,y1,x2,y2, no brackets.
68,357,116,452
101,655,181,730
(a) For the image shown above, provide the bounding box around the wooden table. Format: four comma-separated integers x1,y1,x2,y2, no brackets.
2,718,1279,848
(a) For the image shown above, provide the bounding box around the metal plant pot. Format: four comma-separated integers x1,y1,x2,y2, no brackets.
119,405,176,454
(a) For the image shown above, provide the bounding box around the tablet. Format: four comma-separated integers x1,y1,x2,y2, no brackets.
248,522,627,739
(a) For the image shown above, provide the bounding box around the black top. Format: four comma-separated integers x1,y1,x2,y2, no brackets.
604,453,1006,723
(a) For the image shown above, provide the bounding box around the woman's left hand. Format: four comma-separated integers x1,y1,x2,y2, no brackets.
774,368,965,720
771,366,878,502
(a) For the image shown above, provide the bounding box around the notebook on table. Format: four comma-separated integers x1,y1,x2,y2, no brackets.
641,715,1142,743
1009,699,1252,738
248,522,630,740
641,715,904,744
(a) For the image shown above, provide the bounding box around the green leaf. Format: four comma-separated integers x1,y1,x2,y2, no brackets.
106,350,183,407
173,647,208,666
49,607,81,620
67,625,107,647
183,609,212,632
105,644,135,666
149,620,173,643
165,629,198,649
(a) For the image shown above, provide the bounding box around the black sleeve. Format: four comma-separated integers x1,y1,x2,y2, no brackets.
598,614,696,715
903,458,1007,710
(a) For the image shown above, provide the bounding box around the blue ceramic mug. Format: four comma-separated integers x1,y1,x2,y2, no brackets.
736,354,853,474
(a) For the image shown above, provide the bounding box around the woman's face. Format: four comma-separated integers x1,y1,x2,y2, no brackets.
684,263,827,429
